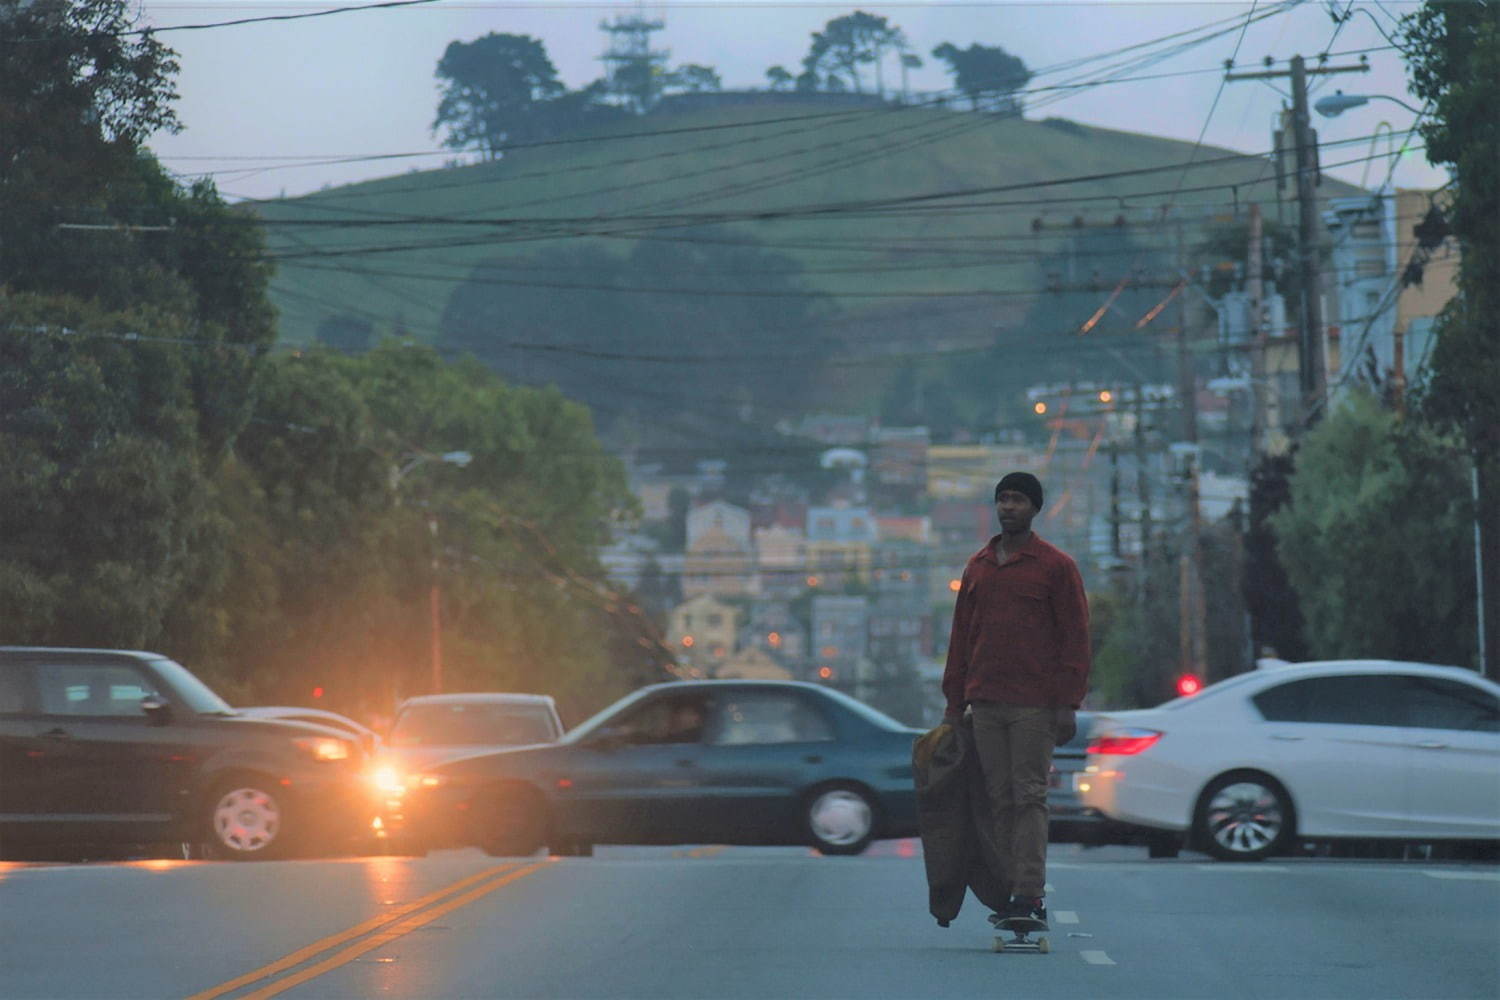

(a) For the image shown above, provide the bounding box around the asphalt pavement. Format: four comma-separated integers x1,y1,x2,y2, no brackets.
1,843,1496,999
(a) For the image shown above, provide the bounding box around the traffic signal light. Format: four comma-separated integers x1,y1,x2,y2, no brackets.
1175,674,1202,697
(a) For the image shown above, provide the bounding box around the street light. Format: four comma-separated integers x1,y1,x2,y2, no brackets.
1314,90,1422,118
388,448,473,694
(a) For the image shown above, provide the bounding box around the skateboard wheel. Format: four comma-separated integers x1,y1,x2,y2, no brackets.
1038,937,1050,954
992,937,1005,953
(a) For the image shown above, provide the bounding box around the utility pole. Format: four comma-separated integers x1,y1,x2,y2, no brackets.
1227,55,1369,424
1109,441,1122,561
1247,203,1268,450
428,514,444,694
1173,221,1208,682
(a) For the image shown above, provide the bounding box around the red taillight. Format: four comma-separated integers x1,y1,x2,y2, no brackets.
1086,729,1163,756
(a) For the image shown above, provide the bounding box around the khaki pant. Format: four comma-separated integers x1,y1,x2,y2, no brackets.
970,702,1056,898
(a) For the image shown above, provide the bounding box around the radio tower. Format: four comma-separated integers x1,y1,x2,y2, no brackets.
600,11,668,113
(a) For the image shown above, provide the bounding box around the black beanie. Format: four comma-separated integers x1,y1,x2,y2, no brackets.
994,471,1044,510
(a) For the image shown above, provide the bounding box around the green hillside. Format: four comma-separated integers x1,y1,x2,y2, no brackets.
255,100,1363,432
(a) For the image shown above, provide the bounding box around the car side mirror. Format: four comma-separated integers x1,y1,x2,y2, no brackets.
142,696,172,727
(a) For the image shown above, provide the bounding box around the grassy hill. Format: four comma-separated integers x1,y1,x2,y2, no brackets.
255,100,1364,428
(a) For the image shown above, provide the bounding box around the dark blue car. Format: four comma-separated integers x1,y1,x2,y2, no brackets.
398,680,922,857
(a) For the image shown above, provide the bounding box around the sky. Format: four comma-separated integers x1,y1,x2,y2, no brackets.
136,1,1448,203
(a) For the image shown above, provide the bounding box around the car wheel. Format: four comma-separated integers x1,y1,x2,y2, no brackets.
804,783,877,856
205,777,294,860
478,784,546,857
1193,772,1294,862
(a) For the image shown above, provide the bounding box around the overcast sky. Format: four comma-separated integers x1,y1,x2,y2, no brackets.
138,1,1446,203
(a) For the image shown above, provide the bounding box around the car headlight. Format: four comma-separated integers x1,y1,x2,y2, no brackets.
368,765,408,796
408,773,446,790
294,736,353,762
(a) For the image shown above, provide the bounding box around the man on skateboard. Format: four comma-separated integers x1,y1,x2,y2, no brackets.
941,472,1091,932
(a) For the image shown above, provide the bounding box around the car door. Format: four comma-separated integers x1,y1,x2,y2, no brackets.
0,660,47,841
558,692,716,844
690,690,839,844
1396,673,1500,838
1251,673,1416,837
26,658,190,838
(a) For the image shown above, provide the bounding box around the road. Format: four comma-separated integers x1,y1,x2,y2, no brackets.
2,843,1496,1000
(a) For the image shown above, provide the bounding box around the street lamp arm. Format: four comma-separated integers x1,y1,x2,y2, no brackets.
1314,90,1424,118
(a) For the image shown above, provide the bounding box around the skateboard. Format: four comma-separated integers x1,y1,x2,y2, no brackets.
990,915,1050,954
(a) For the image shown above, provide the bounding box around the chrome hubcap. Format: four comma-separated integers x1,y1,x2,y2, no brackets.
1205,781,1283,855
213,787,280,854
809,790,872,846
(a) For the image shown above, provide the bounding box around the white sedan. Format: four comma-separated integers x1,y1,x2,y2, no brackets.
1078,659,1500,861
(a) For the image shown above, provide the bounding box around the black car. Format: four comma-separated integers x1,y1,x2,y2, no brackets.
399,680,923,857
0,647,377,861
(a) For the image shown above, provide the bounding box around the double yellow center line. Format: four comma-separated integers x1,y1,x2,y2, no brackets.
186,860,551,1000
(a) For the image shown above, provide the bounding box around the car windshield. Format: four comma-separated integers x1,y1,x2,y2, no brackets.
150,658,235,715
391,703,557,746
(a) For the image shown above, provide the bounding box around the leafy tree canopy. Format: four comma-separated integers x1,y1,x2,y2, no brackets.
803,11,905,95
1270,391,1476,666
665,64,723,94
1401,0,1499,675
433,33,566,158
931,42,1032,111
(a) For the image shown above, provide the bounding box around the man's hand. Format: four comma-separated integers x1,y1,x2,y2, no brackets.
1053,707,1077,746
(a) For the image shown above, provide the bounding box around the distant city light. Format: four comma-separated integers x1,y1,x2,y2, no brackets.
681,635,695,648
806,575,820,587
1098,390,1113,403
311,686,324,698
949,579,962,592
817,666,834,680
820,645,838,658
1033,401,1047,415
767,631,782,647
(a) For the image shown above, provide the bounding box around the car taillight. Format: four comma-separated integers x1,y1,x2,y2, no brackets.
1086,728,1163,756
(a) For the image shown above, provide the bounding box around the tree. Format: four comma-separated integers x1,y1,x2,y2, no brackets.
803,11,904,95
931,42,1032,112
899,51,923,103
0,0,277,662
765,66,795,91
1402,1,1500,676
432,33,564,159
0,294,208,649
1270,391,1476,666
665,64,722,94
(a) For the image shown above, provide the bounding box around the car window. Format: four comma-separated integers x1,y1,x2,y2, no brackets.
608,694,711,746
36,663,160,718
709,692,835,746
391,703,559,746
1399,676,1500,732
0,665,28,713
1251,674,1405,727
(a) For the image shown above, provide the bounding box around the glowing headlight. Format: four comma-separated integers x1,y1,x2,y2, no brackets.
294,736,352,762
368,765,407,796
410,774,445,789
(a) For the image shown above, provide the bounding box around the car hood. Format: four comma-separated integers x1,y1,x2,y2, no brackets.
218,714,361,743
387,744,554,771
413,742,560,776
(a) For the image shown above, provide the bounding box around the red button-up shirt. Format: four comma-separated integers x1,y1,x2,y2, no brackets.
942,532,1092,712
